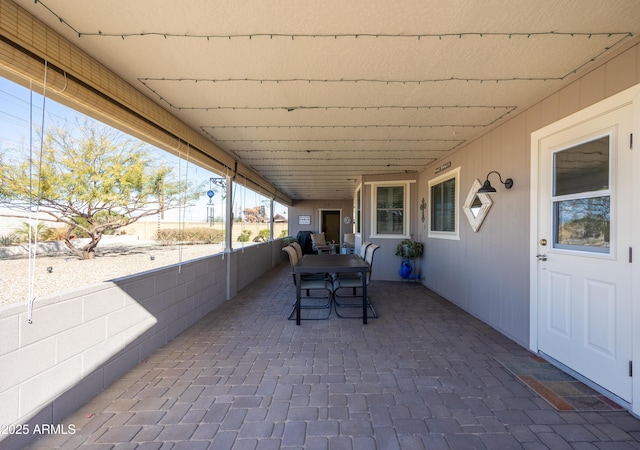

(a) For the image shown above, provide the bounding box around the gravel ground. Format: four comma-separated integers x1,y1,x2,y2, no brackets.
0,241,226,306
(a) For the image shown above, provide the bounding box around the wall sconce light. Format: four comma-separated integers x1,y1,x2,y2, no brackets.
477,171,513,193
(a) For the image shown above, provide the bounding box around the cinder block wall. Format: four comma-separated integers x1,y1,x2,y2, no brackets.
0,241,286,449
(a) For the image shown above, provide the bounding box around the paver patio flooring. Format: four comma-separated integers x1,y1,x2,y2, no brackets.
23,262,640,449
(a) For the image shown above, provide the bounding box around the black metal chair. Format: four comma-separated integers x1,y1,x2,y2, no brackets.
289,242,328,292
333,241,371,294
332,244,379,319
282,246,333,320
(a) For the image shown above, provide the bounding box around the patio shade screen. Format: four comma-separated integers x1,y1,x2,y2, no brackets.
0,0,292,205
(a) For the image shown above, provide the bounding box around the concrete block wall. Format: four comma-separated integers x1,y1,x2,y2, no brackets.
235,242,287,292
0,241,284,449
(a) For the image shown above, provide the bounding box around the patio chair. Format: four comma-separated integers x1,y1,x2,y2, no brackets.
289,242,328,288
282,246,333,320
359,241,372,259
310,232,331,254
332,243,379,319
333,241,371,292
290,241,303,259
342,233,355,254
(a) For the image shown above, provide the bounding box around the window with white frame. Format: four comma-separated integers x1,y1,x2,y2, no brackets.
428,167,460,239
371,182,410,237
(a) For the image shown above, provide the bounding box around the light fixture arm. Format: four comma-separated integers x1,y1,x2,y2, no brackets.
487,171,513,189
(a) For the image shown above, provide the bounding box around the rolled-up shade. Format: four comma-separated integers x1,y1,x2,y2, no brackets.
0,0,292,205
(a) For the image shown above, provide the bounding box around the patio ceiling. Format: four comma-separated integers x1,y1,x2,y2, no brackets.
12,0,640,200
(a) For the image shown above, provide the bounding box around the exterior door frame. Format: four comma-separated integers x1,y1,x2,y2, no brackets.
529,83,640,415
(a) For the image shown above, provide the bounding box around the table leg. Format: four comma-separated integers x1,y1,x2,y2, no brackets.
362,269,368,324
295,273,302,325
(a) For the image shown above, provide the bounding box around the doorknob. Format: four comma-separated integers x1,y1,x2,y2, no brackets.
536,254,547,261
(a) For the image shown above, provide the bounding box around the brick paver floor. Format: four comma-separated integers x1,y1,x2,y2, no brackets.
24,262,640,449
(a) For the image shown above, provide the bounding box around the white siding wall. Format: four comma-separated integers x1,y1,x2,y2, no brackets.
419,44,640,347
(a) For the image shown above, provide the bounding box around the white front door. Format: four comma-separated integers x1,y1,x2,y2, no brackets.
533,102,633,402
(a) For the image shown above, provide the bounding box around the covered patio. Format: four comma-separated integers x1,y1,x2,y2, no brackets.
2,1,640,447
19,262,640,449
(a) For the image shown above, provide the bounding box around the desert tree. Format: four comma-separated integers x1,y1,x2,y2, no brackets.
0,119,202,259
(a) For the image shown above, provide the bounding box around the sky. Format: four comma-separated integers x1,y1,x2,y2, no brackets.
0,76,287,223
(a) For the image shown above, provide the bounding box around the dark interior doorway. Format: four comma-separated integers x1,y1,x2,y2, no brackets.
321,210,341,244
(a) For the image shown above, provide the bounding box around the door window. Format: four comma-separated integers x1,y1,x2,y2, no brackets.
552,136,610,253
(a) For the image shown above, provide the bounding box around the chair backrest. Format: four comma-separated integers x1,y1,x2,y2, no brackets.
343,233,355,247
359,241,371,259
364,244,379,265
310,232,326,247
282,246,299,285
363,244,380,283
282,245,298,268
290,242,303,259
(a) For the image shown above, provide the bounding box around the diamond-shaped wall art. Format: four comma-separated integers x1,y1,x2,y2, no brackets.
463,179,493,232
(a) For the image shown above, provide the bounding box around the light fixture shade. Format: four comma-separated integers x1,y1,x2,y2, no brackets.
477,171,513,193
477,179,496,193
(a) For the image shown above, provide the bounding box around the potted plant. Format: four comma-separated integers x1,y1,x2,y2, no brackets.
395,239,424,259
281,236,298,245
395,239,423,280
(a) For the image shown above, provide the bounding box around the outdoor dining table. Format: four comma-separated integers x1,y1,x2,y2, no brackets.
293,253,371,325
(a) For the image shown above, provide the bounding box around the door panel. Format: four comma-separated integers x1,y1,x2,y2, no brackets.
536,104,632,402
584,279,616,356
548,271,571,337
